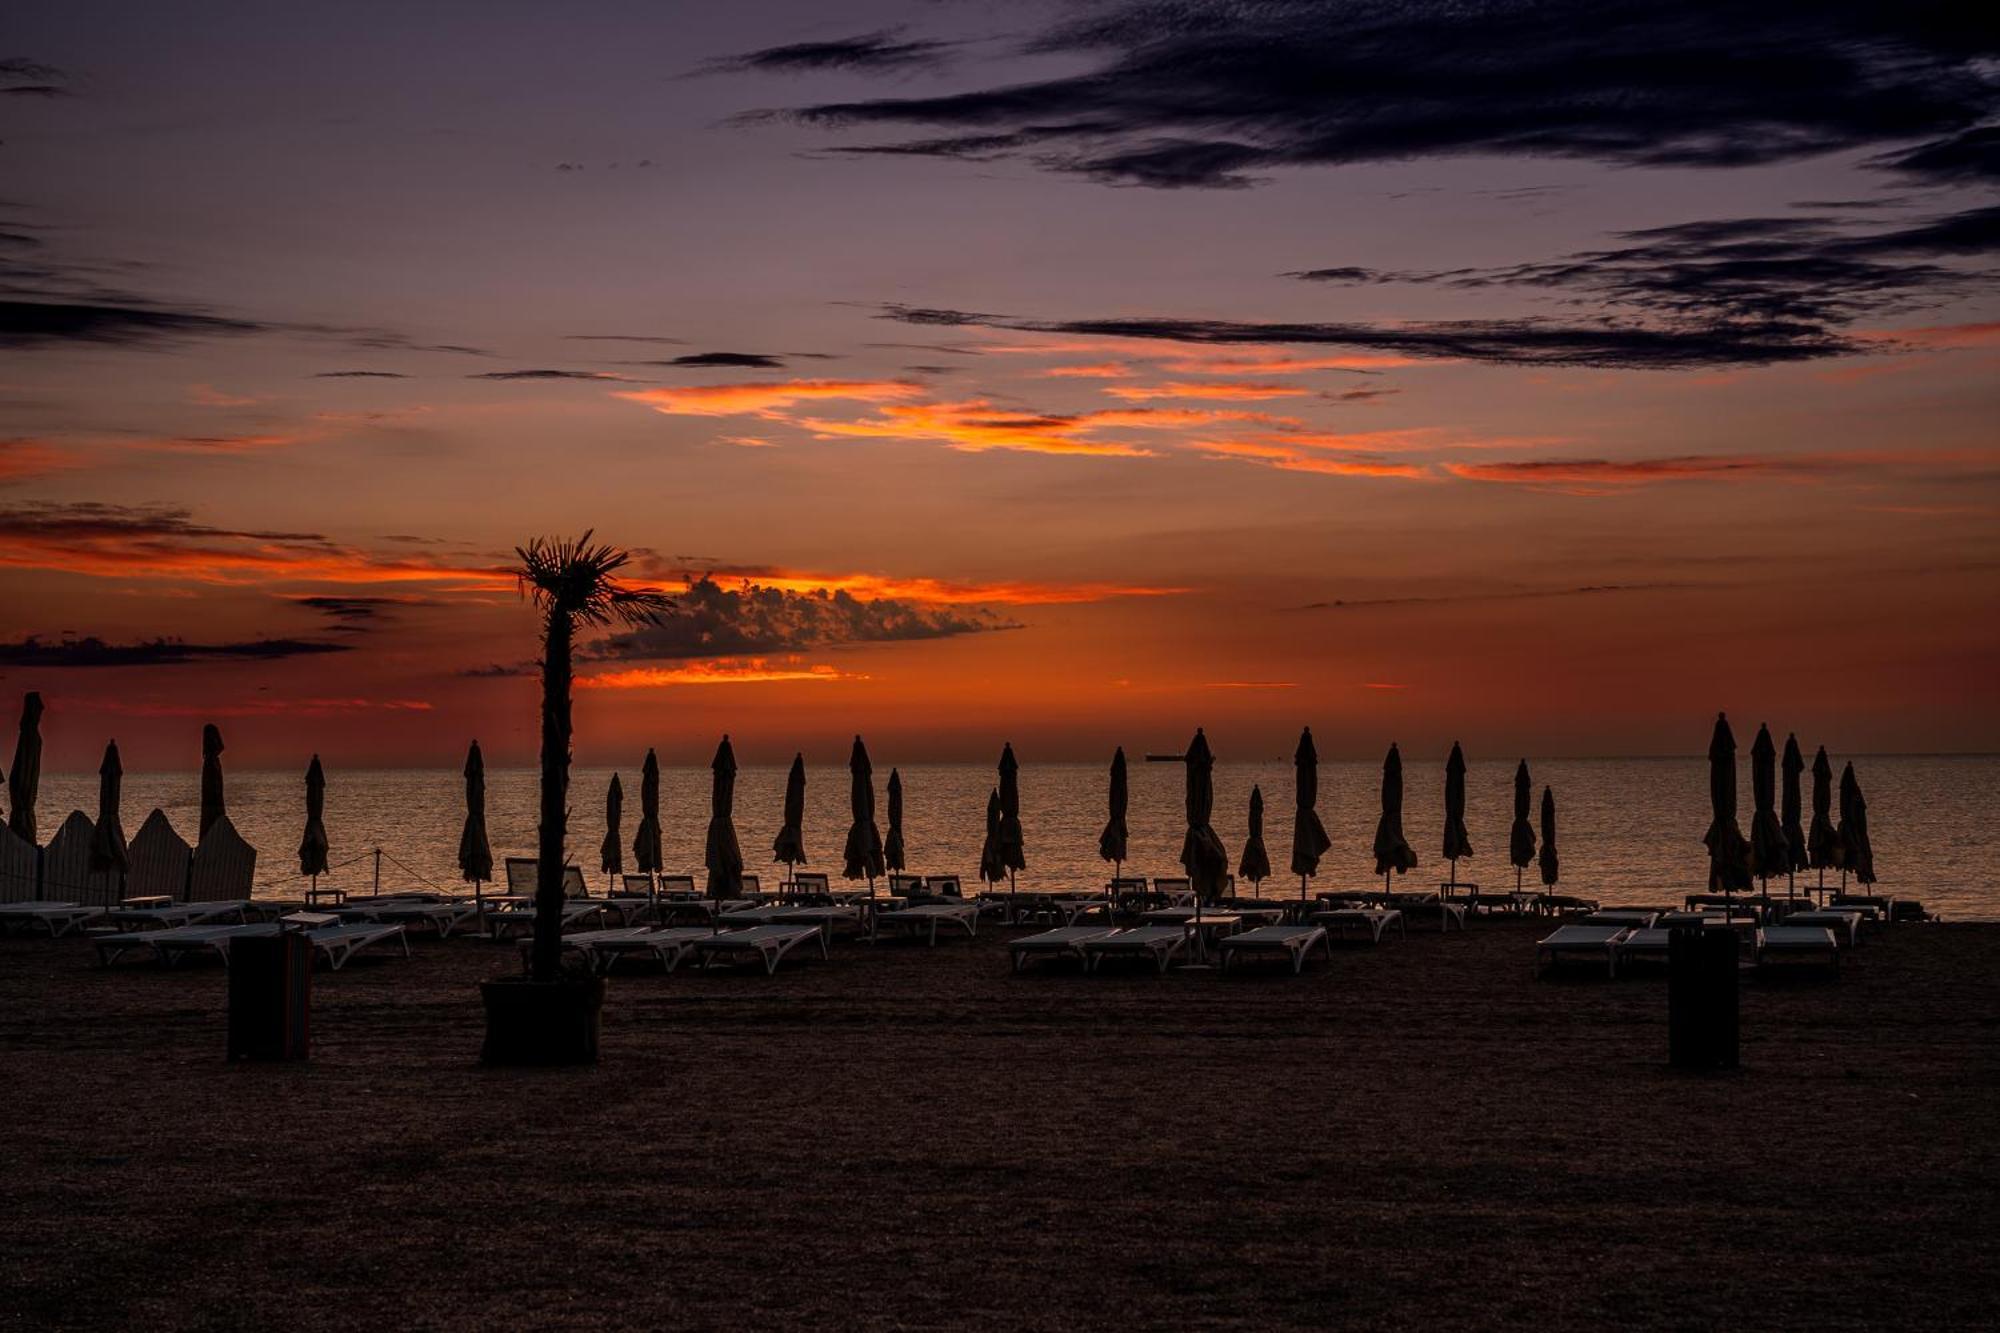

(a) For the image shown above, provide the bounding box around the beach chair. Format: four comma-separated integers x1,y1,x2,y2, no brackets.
1309,908,1406,943
1151,877,1195,908
1783,910,1864,947
101,899,253,931
872,901,980,946
786,871,832,902
94,921,258,967
1755,925,1841,973
0,902,106,938
1008,926,1119,973
692,924,827,975
1082,926,1189,975
769,903,865,940
656,873,699,900
888,872,924,897
1581,909,1660,930
1051,895,1115,926
1535,925,1632,978
494,860,589,908
340,896,483,938
483,896,612,941
1217,925,1330,975
565,926,715,974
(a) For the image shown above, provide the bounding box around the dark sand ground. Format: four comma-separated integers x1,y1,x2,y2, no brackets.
2,915,1996,1331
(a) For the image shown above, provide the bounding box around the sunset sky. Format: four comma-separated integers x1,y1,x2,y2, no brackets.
3,2,1996,769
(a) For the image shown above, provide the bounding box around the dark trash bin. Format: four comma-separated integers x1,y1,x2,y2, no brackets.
1668,923,1738,1070
228,927,311,1061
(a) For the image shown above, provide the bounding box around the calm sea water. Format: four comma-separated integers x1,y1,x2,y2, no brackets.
29,756,1998,919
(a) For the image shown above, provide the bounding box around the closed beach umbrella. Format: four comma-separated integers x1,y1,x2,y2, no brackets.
1839,763,1876,888
842,736,884,896
600,773,624,879
884,768,906,880
458,740,494,889
1372,743,1418,890
1290,727,1333,899
298,754,330,886
1442,741,1473,888
1748,724,1789,893
1807,745,1841,896
633,748,663,876
706,735,744,899
1538,786,1560,888
997,742,1026,917
198,723,226,842
1238,784,1271,893
89,740,129,884
1509,760,1536,893
1780,733,1809,896
1180,728,1230,908
6,692,41,844
1703,713,1752,897
977,788,1005,892
772,752,807,879
1098,747,1129,882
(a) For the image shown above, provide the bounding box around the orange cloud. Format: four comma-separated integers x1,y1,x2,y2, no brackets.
1859,321,2000,349
615,380,923,417
577,660,864,688
793,400,1156,456
1197,438,1427,479
0,438,80,481
1201,680,1298,689
100,697,435,717
631,563,1186,606
1041,362,1133,378
138,433,302,454
1162,352,1417,375
1443,454,1822,494
1105,381,1309,402
188,384,260,407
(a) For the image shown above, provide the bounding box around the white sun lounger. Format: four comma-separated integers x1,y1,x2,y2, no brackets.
1309,908,1406,943
1217,925,1330,974
1581,909,1661,929
97,918,409,970
556,926,715,974
101,900,253,931
1535,925,1633,978
1050,896,1115,926
1780,910,1864,947
1008,927,1118,972
872,901,980,945
340,897,483,937
1082,926,1190,975
0,902,106,937
1756,926,1842,972
693,924,827,975
483,898,614,941
95,922,255,967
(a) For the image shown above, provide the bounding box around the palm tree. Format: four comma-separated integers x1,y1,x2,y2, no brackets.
515,533,669,982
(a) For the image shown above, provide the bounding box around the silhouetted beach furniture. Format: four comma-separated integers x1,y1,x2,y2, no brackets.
1582,909,1660,929
340,896,481,938
102,899,252,931
1755,924,1841,973
494,858,588,909
1082,925,1190,974
787,870,832,901
1538,892,1599,916
873,900,980,945
1442,741,1474,894
888,872,924,897
1009,926,1118,972
43,810,103,905
718,902,865,942
97,913,407,970
1309,907,1406,943
1179,729,1229,904
692,923,827,974
189,815,257,902
0,825,37,903
1107,876,1151,914
1217,924,1330,974
1535,925,1633,978
562,925,714,974
1150,876,1195,908
0,902,105,937
1781,909,1865,947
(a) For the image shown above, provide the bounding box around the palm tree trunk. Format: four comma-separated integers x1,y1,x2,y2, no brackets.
532,609,573,982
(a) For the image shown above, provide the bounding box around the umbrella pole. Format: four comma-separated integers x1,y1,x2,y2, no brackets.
1008,869,1016,926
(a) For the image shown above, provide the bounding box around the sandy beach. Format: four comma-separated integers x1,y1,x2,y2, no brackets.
1,917,1995,1331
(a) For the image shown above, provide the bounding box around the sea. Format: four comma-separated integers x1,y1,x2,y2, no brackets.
26,755,1998,920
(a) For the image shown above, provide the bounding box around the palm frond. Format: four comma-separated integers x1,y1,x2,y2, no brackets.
514,530,672,628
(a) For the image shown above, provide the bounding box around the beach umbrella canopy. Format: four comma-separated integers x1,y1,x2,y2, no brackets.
1442,741,1474,869
1238,784,1272,887
88,740,129,876
198,723,227,842
1702,713,1753,893
298,754,329,878
884,768,906,875
7,691,44,843
1290,727,1333,880
1098,747,1129,866
1840,763,1876,886
1807,746,1841,871
632,747,663,875
706,735,744,898
1749,724,1790,883
772,752,807,868
1372,743,1419,878
996,743,1026,875
1538,786,1560,887
978,788,1006,885
458,741,493,883
1179,728,1230,903
1780,734,1810,873
842,735,884,883
600,773,623,876
1509,760,1536,874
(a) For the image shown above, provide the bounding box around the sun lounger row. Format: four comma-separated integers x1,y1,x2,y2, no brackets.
94,915,409,971
1536,917,1858,979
